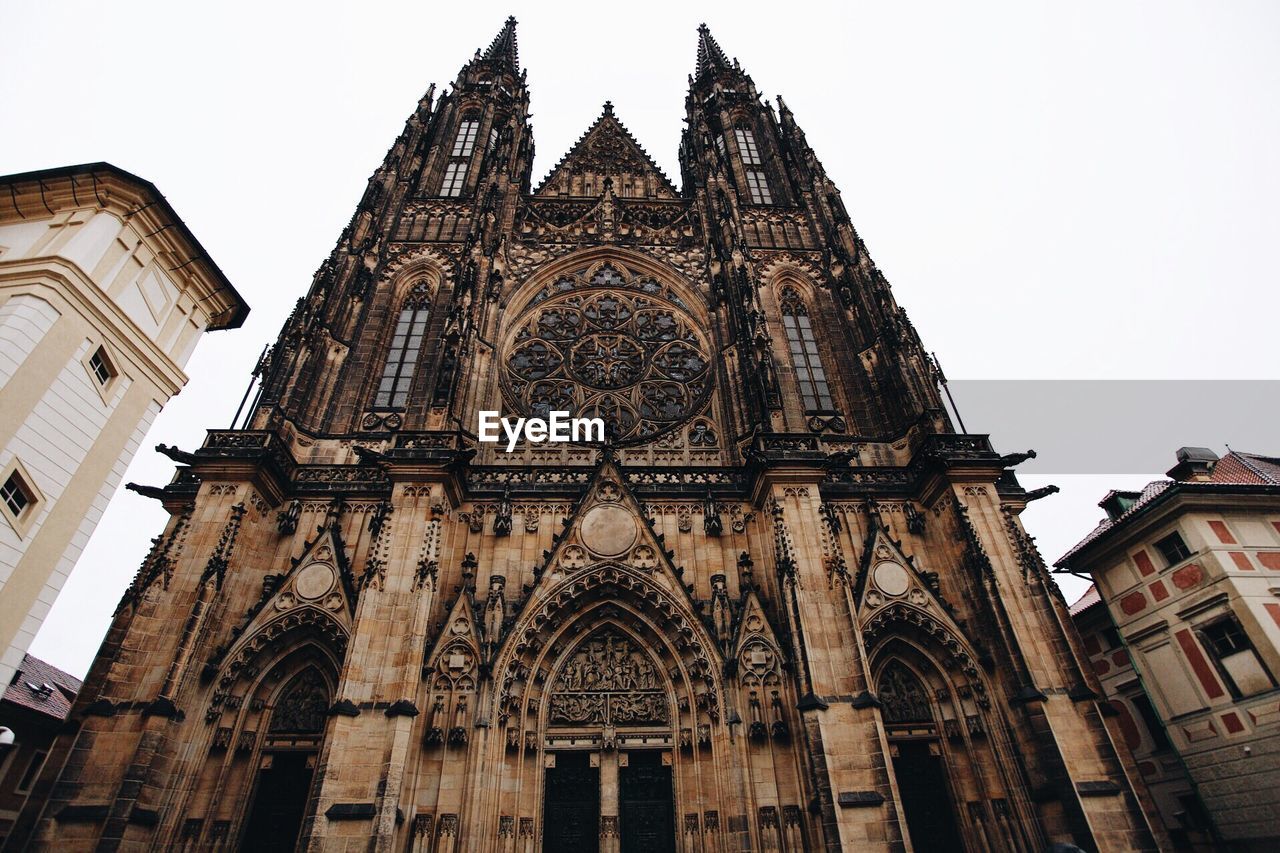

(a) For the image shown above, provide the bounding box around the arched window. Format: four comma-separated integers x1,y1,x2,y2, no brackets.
734,125,773,205
374,282,431,408
779,287,833,411
441,115,479,196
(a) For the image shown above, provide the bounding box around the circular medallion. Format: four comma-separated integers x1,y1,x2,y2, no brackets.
580,504,638,557
295,562,336,600
501,262,711,444
873,561,910,597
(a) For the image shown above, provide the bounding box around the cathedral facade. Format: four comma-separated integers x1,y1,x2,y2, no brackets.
13,20,1162,853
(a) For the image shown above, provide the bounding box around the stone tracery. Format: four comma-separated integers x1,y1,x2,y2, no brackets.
502,261,712,442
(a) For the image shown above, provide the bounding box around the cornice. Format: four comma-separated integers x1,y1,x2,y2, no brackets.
0,265,190,397
0,162,248,329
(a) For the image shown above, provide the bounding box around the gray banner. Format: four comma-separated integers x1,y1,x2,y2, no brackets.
944,380,1279,474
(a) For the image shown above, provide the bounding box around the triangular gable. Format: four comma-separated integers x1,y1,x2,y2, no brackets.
208,522,355,696
532,453,694,607
424,590,483,692
731,590,786,686
853,507,989,698
534,105,678,199
731,589,791,739
853,509,950,617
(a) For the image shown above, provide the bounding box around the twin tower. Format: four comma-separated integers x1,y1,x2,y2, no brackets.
13,19,1161,853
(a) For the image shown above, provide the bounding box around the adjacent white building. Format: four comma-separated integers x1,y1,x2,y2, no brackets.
0,163,248,688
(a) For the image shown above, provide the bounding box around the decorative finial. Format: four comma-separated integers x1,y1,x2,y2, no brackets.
480,16,520,69
602,100,614,116
694,22,732,79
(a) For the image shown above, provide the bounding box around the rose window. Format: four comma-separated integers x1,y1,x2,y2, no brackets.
502,263,712,443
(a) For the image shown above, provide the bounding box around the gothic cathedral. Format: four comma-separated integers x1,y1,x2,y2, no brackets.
14,19,1162,853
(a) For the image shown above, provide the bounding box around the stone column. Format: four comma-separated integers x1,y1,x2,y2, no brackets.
599,746,620,853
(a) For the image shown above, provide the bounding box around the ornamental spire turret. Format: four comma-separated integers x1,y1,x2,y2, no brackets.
481,15,520,71
694,23,732,80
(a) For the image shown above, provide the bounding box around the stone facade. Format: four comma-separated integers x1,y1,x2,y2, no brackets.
14,21,1161,852
0,164,248,690
1060,448,1280,851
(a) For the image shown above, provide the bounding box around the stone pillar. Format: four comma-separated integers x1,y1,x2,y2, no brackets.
599,747,620,853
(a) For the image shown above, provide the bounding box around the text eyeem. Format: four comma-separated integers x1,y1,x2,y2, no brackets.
478,410,605,452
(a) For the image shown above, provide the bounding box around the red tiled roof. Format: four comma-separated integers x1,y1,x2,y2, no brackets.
1055,449,1280,569
1057,480,1171,566
1211,451,1280,485
2,654,81,721
1068,584,1102,616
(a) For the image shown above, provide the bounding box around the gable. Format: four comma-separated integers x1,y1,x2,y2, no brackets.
535,108,678,199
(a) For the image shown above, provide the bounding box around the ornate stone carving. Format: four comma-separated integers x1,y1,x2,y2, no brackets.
549,631,669,726
270,669,329,733
878,661,932,724
500,262,711,443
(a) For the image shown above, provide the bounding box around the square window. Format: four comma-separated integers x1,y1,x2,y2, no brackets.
1198,617,1277,698
1200,619,1248,658
89,350,111,384
2,472,31,517
1153,531,1191,566
0,460,43,537
82,343,123,403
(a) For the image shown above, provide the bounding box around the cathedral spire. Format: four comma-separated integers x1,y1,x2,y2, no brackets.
481,15,520,70
694,23,731,79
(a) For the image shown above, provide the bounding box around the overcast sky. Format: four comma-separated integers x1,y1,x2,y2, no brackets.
4,1,1278,678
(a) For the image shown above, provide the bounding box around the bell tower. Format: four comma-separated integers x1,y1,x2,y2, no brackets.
15,19,1165,853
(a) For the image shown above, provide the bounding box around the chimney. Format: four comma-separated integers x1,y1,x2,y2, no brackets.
1166,446,1219,482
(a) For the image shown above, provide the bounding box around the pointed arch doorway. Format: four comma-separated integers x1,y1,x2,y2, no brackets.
539,626,678,853
239,667,330,851
879,660,964,853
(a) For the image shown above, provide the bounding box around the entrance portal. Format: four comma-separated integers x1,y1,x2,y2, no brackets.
544,752,601,853
239,751,315,851
892,740,963,852
619,751,675,853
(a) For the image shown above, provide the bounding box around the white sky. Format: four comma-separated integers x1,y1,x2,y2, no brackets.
4,1,1278,677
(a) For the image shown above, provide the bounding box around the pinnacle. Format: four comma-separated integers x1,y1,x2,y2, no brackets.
695,22,731,79
481,15,520,70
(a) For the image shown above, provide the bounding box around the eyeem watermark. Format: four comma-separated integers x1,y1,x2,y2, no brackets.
478,410,605,452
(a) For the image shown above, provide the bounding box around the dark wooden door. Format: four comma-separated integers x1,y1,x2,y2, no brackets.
892,740,963,852
239,751,314,852
619,751,674,853
544,751,600,853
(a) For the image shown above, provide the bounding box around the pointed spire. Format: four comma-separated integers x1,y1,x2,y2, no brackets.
481,16,520,70
695,23,731,79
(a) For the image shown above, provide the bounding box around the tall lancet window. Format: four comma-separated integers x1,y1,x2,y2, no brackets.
375,282,431,408
780,286,833,411
735,125,773,205
441,115,479,196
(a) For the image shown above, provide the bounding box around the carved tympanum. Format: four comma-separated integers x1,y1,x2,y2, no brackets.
549,631,668,726
269,669,329,734
877,660,932,724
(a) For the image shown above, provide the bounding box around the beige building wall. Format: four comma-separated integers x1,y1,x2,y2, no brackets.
1060,458,1280,851
0,164,247,688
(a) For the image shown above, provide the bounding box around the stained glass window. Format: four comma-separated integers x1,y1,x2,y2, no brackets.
502,263,712,443
780,287,833,411
374,283,430,408
735,126,773,204
440,116,479,196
